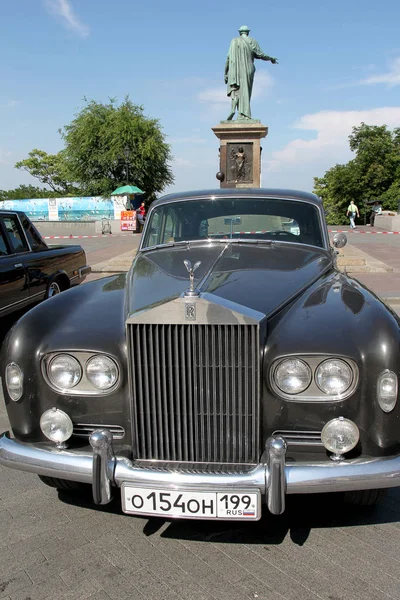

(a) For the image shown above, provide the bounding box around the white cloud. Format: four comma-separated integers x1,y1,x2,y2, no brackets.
169,136,208,144
359,57,400,86
44,0,89,38
173,157,194,168
0,149,12,164
266,107,400,175
6,100,20,108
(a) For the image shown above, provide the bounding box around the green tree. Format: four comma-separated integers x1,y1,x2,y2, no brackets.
0,184,58,201
314,123,400,225
61,97,173,199
15,97,174,201
15,150,80,195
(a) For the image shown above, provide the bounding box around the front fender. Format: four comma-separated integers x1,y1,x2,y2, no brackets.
1,274,131,446
263,272,400,454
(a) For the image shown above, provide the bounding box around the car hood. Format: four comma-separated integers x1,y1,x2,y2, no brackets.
127,242,332,318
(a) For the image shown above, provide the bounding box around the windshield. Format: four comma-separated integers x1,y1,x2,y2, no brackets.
142,197,324,249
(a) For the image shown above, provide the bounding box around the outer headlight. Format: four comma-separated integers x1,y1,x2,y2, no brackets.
48,354,82,390
377,370,397,413
321,417,359,458
315,359,353,395
40,407,73,445
274,358,312,395
5,363,23,401
86,355,118,390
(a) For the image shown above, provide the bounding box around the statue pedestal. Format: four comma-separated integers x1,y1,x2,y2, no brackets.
212,122,268,188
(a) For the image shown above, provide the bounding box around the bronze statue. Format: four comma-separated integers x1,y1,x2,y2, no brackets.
231,146,246,180
225,25,278,121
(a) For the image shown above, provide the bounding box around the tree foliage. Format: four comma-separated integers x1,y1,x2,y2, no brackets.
314,123,400,225
0,184,58,201
15,97,174,202
15,150,80,195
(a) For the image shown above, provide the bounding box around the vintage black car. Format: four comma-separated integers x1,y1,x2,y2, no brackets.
0,209,91,317
1,189,399,521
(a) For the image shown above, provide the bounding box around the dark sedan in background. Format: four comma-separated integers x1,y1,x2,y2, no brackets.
0,210,90,318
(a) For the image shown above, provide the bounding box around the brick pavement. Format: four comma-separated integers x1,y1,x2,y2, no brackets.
1,391,400,599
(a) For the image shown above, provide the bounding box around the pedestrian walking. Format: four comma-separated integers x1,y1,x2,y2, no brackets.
346,200,360,229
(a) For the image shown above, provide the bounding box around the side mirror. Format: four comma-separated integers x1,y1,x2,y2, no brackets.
332,232,347,249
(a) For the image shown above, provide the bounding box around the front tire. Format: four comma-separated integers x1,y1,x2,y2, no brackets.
344,489,387,506
46,279,62,299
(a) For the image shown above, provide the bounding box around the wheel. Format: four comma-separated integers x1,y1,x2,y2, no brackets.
38,475,90,494
46,279,62,299
344,489,387,506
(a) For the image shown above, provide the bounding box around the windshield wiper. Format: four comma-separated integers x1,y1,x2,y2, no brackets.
225,238,275,246
141,240,190,252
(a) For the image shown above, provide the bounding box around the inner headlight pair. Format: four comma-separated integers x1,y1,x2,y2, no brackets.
274,357,353,396
47,353,118,392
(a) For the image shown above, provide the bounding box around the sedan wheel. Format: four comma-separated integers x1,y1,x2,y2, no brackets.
47,281,62,299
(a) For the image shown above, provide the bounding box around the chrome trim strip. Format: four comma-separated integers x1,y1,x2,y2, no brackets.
0,291,45,313
2,432,400,507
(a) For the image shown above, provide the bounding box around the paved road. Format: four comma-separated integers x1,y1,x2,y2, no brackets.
0,232,399,599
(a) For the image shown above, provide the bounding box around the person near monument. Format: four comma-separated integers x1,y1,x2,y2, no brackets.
224,25,278,121
367,201,382,226
346,200,360,229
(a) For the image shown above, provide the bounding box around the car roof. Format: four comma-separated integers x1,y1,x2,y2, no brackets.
0,209,26,216
151,188,322,209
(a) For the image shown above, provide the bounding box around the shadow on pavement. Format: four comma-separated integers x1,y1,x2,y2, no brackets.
57,487,400,546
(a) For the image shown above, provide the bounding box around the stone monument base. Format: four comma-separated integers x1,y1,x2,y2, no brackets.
212,121,268,188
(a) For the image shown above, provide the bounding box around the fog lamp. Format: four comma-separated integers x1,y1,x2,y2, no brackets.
321,417,359,461
377,370,397,413
40,407,73,448
5,363,23,401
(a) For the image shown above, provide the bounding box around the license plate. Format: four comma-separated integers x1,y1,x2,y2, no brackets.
121,485,261,520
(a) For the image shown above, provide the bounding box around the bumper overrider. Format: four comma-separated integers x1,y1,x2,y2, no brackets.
1,430,400,517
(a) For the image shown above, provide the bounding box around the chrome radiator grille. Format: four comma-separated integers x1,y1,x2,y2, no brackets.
128,323,260,464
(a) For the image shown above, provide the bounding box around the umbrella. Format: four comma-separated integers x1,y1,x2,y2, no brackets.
111,185,144,195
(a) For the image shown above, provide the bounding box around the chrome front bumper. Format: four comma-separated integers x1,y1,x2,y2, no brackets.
1,430,400,515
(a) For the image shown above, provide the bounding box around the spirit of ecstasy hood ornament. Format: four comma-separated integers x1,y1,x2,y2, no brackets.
183,260,201,296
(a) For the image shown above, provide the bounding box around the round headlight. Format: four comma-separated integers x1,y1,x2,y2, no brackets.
321,417,359,457
48,354,82,390
315,359,352,396
40,407,73,444
86,355,118,390
274,358,312,395
5,363,23,401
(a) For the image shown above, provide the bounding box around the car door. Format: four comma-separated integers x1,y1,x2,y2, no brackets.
18,213,52,299
0,215,29,315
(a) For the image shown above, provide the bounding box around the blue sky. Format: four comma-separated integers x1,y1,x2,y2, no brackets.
1,0,400,196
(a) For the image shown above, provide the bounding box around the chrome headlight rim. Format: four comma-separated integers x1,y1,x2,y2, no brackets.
269,355,359,402
273,358,312,395
315,358,354,396
85,354,119,391
48,354,82,391
42,351,121,396
40,407,73,444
